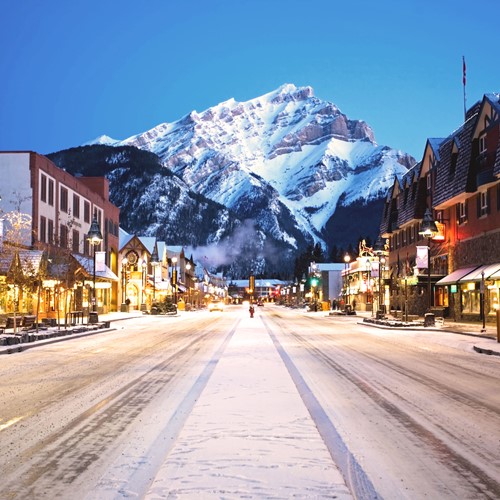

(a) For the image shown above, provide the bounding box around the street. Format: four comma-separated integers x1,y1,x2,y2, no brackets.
0,304,499,499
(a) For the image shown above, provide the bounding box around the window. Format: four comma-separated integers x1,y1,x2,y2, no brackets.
457,201,468,224
72,229,80,253
426,173,432,192
84,201,90,223
48,219,54,244
60,186,68,213
479,134,487,154
40,216,46,243
60,224,68,248
450,152,458,175
478,191,490,217
73,194,80,219
40,174,47,203
48,179,54,206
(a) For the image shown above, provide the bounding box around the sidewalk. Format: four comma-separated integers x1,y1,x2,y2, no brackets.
0,310,143,355
144,314,352,499
330,309,500,357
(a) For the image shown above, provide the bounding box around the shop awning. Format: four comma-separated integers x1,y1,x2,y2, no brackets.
490,268,500,280
435,266,480,286
458,263,500,282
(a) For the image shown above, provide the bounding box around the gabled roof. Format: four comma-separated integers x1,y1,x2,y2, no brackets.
138,236,156,254
119,228,134,250
433,101,482,208
18,250,46,275
74,254,119,281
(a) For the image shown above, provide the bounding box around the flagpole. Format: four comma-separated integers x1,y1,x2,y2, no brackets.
462,56,467,121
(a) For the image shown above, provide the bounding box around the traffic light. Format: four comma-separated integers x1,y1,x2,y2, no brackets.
310,277,318,287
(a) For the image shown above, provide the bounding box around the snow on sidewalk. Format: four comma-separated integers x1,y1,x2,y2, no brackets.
145,314,352,499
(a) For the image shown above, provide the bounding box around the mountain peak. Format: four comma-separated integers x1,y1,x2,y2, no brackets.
80,85,414,264
83,134,119,146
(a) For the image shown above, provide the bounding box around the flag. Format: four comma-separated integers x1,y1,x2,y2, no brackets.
95,251,106,272
416,246,428,269
462,56,466,86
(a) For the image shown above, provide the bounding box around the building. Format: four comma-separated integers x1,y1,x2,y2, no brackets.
0,151,120,318
379,94,500,322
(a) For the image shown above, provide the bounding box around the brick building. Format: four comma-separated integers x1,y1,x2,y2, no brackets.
0,151,120,318
379,94,500,322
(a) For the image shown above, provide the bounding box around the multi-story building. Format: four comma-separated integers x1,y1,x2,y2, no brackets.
0,151,120,317
379,94,500,322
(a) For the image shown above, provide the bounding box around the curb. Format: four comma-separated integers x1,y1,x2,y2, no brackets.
359,319,500,356
473,346,500,356
0,325,116,355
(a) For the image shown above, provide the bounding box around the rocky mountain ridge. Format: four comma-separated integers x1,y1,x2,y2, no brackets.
60,84,415,276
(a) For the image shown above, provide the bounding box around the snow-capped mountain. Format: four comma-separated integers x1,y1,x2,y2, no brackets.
92,84,413,251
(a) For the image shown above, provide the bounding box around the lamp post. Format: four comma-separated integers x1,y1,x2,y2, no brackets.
419,208,438,313
172,256,178,305
480,270,486,333
120,256,129,311
344,253,351,310
87,216,102,323
151,245,159,302
186,262,192,307
374,236,388,318
140,257,147,311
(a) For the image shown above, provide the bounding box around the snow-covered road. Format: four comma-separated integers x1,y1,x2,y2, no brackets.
0,305,498,499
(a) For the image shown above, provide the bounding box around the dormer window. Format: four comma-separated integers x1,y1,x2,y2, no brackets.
479,134,487,154
450,139,459,176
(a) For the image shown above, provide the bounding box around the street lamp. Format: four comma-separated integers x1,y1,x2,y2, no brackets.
186,262,192,306
480,270,486,333
343,253,351,310
87,215,102,323
140,257,147,311
120,256,129,311
374,236,387,317
172,256,178,305
151,245,160,302
419,208,438,313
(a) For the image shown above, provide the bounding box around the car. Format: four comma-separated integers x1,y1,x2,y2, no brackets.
208,301,224,312
256,301,264,306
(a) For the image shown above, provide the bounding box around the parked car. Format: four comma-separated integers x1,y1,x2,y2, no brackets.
208,301,224,312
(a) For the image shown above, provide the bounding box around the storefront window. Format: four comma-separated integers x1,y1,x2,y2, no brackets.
488,285,499,315
461,284,480,314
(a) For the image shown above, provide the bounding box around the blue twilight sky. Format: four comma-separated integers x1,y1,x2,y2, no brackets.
1,0,498,160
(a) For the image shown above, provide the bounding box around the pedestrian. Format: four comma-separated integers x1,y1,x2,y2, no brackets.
352,299,357,311
249,305,255,318
332,299,337,310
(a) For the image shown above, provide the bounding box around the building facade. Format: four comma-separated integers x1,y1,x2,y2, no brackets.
0,151,120,318
379,94,500,322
